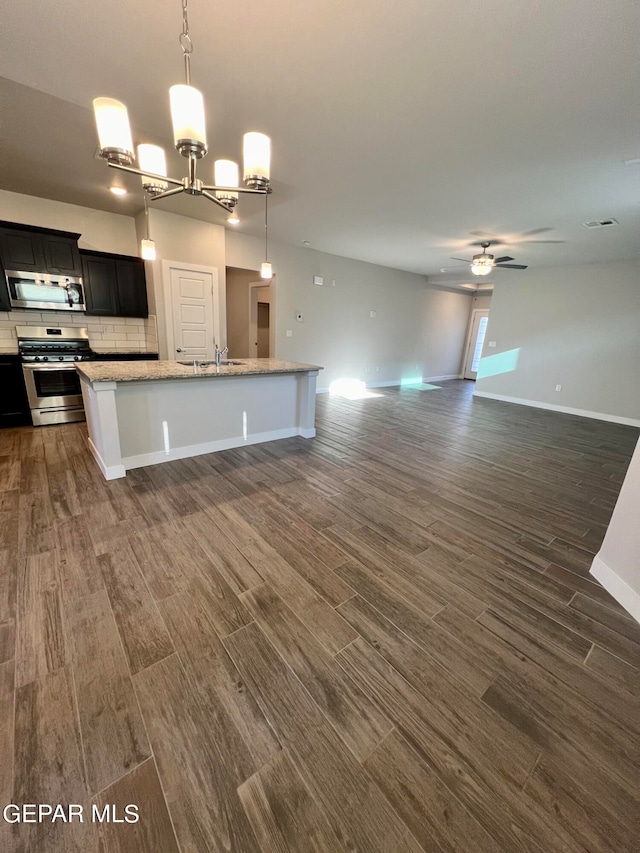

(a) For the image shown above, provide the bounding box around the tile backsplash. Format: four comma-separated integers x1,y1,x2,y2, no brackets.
0,309,158,354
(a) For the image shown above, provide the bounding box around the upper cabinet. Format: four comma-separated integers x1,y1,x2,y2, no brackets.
81,250,148,318
0,221,82,275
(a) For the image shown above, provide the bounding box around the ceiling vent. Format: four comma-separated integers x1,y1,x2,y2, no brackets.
582,218,619,229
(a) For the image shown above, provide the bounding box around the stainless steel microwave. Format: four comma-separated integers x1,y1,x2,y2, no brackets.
5,269,85,312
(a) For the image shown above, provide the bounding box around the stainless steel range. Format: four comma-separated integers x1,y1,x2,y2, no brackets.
17,326,94,426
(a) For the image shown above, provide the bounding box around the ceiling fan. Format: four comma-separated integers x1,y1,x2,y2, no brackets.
450,241,527,276
469,228,565,246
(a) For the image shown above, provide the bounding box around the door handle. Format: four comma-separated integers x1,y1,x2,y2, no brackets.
176,348,182,352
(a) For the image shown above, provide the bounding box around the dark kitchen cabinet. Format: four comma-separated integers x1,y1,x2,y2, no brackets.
0,356,31,428
81,251,148,318
0,222,82,276
0,277,9,312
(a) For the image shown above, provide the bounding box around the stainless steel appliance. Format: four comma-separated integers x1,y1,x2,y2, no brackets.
7,270,85,312
17,326,93,426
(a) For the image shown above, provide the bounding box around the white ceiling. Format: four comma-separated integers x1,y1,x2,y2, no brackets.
1,0,639,277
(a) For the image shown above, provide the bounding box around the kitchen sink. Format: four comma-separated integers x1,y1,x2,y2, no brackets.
177,359,244,367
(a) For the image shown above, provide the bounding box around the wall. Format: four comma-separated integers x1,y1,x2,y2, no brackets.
137,209,226,359
0,189,137,254
591,436,640,623
474,260,640,425
0,190,157,354
226,231,473,390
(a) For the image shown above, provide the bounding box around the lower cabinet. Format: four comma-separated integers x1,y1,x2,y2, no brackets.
81,251,148,318
0,356,31,428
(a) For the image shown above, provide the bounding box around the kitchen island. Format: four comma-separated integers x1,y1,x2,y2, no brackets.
77,358,322,480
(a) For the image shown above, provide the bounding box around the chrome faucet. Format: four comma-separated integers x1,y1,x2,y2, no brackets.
214,344,228,366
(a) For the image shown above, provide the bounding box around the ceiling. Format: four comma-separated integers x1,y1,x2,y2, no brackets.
1,0,639,278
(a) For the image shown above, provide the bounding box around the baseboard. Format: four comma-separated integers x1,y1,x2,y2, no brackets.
423,374,461,382
87,437,126,481
473,391,640,428
121,426,304,471
590,555,640,624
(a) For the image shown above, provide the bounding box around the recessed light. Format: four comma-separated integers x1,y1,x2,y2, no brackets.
109,186,127,196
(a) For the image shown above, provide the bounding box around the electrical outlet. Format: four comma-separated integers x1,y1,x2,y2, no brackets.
488,341,497,348
331,279,336,287
286,329,292,337
313,276,323,286
375,366,379,372
555,384,562,392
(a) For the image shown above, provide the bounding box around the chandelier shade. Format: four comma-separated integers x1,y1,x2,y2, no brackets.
169,84,207,156
93,98,134,164
140,239,157,261
214,160,239,205
243,133,271,188
470,261,493,276
137,145,169,194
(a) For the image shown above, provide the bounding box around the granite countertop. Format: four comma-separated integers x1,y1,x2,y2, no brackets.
76,358,323,384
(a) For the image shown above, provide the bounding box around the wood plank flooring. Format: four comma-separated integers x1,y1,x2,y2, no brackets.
1,379,639,852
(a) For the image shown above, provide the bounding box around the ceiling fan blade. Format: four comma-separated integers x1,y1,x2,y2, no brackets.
449,257,472,263
469,230,497,238
496,263,528,270
520,239,566,244
493,256,514,263
520,227,553,237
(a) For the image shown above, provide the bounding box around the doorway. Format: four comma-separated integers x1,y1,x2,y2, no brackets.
463,309,489,380
249,281,273,358
162,261,220,360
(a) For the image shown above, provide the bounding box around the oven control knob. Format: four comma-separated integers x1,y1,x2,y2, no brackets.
34,356,40,362
58,356,64,361
43,356,49,361
74,356,80,361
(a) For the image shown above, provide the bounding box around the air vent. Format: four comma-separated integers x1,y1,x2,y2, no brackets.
582,218,618,229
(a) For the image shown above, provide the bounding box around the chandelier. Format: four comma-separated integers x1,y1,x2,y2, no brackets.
92,0,271,221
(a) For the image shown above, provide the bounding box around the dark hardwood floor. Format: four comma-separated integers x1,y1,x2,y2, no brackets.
1,379,639,852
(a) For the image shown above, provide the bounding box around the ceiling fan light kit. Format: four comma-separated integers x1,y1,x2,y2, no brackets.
451,241,528,275
92,0,272,219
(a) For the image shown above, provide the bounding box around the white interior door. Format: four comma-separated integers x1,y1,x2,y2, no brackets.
166,265,218,360
463,309,490,380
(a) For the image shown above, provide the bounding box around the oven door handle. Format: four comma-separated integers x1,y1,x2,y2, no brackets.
22,363,80,371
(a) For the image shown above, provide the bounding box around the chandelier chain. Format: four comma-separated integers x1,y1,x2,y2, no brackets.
179,0,193,84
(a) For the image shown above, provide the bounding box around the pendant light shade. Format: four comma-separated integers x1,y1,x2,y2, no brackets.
260,262,273,280
93,98,134,164
214,159,239,205
170,85,207,156
140,239,157,261
137,144,169,194
243,132,271,188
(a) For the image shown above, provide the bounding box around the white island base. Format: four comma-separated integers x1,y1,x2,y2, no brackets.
78,360,321,480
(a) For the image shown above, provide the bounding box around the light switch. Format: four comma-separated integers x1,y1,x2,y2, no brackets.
369,310,377,319
487,341,496,348
286,329,292,337
313,275,324,286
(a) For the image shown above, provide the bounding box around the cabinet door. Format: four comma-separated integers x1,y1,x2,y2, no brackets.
82,255,118,316
0,228,45,271
0,358,31,427
0,278,9,311
115,258,149,318
42,234,82,275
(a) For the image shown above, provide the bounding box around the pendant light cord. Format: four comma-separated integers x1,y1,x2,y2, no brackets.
264,192,269,262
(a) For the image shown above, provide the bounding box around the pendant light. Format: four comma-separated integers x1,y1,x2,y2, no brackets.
93,0,272,219
261,192,273,279
140,195,157,261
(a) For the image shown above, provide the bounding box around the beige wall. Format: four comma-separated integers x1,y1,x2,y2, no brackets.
226,231,472,389
474,260,640,423
0,189,138,255
136,209,226,359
